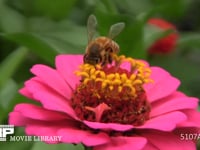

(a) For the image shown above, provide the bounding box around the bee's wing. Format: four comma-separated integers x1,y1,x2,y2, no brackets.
108,22,125,39
87,14,97,43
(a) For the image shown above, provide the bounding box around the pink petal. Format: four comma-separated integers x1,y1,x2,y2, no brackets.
13,103,69,121
55,55,83,89
58,128,110,146
83,121,133,131
94,136,147,150
19,87,34,100
9,111,33,126
137,111,187,131
30,64,71,99
23,78,78,119
144,67,180,102
11,116,80,144
9,111,78,129
151,92,198,117
142,142,157,150
178,109,200,128
25,124,62,144
119,61,131,71
174,127,200,140
141,130,196,150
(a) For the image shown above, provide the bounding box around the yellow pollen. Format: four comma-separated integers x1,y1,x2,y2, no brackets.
96,64,101,69
95,70,102,76
114,54,125,64
102,80,110,89
99,71,106,78
144,72,151,77
144,79,154,83
120,73,128,82
125,79,132,85
115,73,120,79
133,80,143,85
83,78,90,84
109,85,114,91
90,68,96,75
137,73,144,78
123,84,136,94
130,74,136,80
113,79,121,85
90,75,96,80
126,57,136,67
95,78,103,82
75,55,153,98
75,71,89,78
136,61,146,67
107,74,115,80
118,86,123,92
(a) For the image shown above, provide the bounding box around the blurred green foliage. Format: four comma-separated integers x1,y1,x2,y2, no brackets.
0,0,200,149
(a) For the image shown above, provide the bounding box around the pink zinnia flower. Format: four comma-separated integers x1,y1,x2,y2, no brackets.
147,18,179,54
9,54,200,149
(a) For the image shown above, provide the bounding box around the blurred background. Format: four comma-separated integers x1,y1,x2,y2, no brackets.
0,0,200,149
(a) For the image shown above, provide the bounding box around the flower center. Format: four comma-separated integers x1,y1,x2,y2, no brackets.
71,55,153,126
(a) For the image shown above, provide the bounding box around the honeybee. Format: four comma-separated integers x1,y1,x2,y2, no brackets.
84,14,125,66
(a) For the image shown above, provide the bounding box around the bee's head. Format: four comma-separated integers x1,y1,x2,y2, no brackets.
83,54,101,65
84,43,102,65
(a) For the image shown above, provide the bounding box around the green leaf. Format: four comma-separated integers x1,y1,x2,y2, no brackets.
0,47,28,88
100,0,118,14
1,33,58,64
178,33,200,49
0,79,18,123
117,15,146,58
0,140,34,150
35,23,87,53
33,0,77,19
0,1,25,33
38,35,84,54
26,18,87,54
152,0,188,19
120,0,153,15
0,79,17,109
124,18,145,58
31,142,84,150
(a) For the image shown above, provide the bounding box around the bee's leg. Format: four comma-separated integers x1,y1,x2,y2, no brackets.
101,52,108,66
108,54,112,64
83,54,88,64
101,58,106,66
106,47,113,64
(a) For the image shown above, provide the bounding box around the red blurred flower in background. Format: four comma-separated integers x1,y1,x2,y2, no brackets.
147,18,179,54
